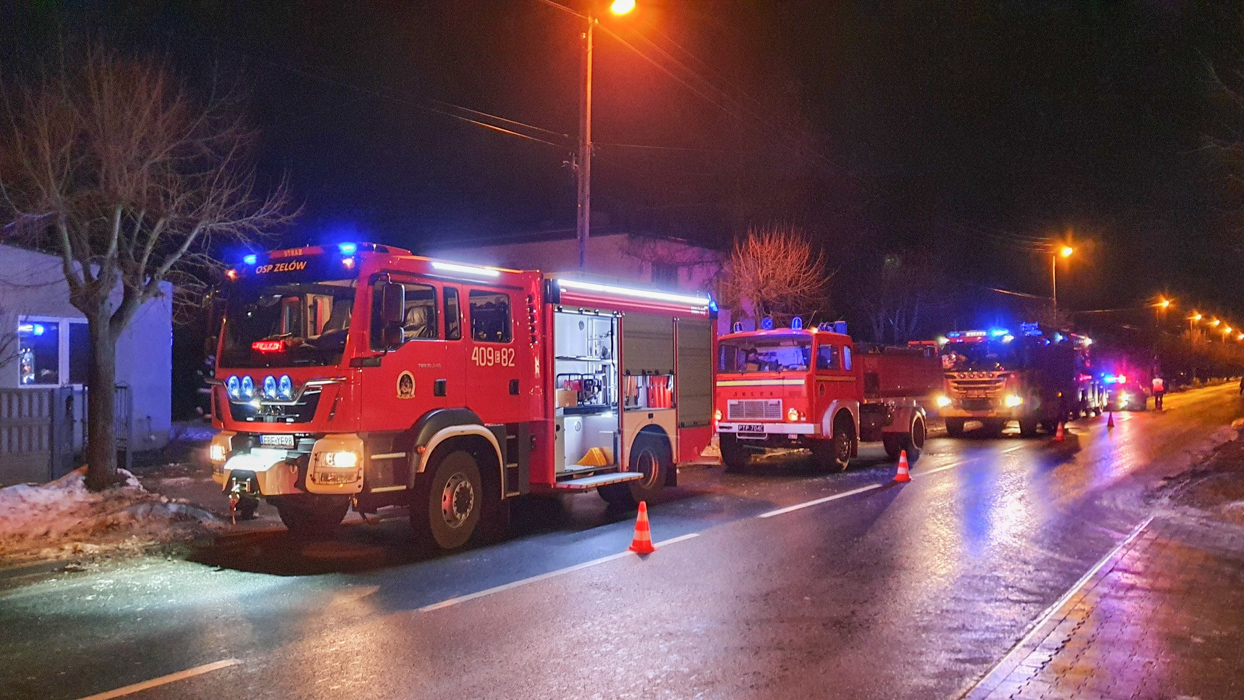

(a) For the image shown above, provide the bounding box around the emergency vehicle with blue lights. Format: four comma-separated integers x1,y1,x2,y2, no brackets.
713,318,941,471
208,243,716,549
936,323,1105,437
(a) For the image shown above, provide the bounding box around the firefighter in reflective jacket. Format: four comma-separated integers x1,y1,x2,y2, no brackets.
1151,375,1166,410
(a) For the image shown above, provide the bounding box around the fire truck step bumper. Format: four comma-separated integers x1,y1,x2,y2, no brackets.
546,472,644,491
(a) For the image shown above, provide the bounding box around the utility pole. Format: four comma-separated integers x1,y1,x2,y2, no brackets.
576,14,594,272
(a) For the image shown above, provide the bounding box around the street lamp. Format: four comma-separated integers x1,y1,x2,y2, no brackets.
1051,245,1074,310
576,0,635,271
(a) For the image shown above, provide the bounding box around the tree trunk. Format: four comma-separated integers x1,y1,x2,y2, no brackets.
84,316,118,491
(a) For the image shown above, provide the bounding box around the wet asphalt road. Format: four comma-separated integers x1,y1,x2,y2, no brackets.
1,384,1240,700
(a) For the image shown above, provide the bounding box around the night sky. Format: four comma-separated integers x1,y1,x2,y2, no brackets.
5,1,1244,318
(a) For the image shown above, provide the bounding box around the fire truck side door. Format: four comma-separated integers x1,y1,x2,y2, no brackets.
464,287,525,423
361,277,449,435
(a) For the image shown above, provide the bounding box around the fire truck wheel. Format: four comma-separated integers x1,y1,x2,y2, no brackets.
944,419,966,438
883,415,925,463
811,420,852,472
274,495,349,537
415,450,483,551
599,434,670,508
719,434,751,472
982,420,1006,437
1019,418,1040,438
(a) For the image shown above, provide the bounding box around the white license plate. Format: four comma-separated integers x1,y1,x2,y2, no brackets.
259,434,295,448
737,424,765,434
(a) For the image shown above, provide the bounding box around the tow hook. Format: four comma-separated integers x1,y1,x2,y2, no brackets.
228,483,244,525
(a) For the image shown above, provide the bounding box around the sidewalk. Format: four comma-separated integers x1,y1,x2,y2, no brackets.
968,436,1244,699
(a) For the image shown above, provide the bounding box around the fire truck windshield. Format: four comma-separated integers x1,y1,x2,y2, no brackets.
719,337,811,373
941,340,1023,372
220,279,357,368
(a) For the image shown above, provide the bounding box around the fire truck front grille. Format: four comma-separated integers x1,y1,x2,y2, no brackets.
727,399,782,421
948,377,1006,395
227,388,322,424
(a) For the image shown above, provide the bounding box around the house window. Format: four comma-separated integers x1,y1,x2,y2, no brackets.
18,321,59,385
17,318,91,387
652,262,679,288
469,291,512,343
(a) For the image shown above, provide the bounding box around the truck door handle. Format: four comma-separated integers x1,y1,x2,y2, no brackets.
434,379,447,397
509,379,519,395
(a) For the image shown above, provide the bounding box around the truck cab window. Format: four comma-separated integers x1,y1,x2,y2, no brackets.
445,287,461,340
816,345,840,371
371,280,438,348
469,291,511,343
843,346,853,371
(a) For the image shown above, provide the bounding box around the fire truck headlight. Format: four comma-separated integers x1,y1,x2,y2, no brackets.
226,375,241,399
278,374,293,400
935,394,952,408
713,409,723,421
324,450,359,468
209,444,227,462
1004,394,1024,408
208,432,233,464
1119,392,1131,406
241,375,255,399
786,407,804,422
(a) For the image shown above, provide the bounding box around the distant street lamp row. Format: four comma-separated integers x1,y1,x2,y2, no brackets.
1162,302,1244,342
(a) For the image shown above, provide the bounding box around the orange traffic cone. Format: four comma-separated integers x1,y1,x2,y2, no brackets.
1054,422,1065,442
893,450,912,483
629,501,656,554
1107,412,1115,429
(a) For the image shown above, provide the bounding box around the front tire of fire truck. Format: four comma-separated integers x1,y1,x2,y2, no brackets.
599,433,671,508
413,449,483,551
719,433,751,472
812,414,854,472
1019,417,1040,438
944,418,966,438
273,495,349,537
883,414,926,463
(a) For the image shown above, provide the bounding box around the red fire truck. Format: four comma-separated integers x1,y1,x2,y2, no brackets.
937,323,1103,437
207,243,716,550
714,320,942,471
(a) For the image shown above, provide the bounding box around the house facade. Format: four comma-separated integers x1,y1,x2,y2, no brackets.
0,244,172,485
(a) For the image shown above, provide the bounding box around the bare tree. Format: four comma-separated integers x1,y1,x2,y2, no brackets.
720,223,830,325
0,305,19,372
860,251,952,345
0,45,292,490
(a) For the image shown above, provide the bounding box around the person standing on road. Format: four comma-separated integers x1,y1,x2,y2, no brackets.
1152,375,1166,410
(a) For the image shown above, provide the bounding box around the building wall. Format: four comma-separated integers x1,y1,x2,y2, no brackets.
0,245,172,451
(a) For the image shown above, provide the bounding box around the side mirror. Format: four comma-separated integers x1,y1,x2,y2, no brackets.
379,282,405,350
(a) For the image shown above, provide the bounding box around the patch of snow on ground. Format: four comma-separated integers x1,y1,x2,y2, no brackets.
0,467,224,563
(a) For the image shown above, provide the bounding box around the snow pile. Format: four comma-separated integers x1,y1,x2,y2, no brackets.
0,467,224,562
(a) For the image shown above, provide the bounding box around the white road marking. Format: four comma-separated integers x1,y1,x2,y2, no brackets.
964,515,1154,698
78,659,240,700
419,532,700,613
760,445,1026,518
758,484,884,518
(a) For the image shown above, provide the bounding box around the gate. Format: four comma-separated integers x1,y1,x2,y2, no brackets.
0,387,74,487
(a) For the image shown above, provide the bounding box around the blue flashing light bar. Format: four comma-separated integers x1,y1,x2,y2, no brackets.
338,242,358,255
760,317,775,330
242,254,258,265
791,316,804,330
990,328,1010,337
17,323,44,336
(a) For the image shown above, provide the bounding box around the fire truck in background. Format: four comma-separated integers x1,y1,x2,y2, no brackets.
714,319,942,471
937,323,1104,438
207,243,716,550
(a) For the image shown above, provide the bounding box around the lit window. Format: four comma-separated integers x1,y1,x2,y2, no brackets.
18,320,60,385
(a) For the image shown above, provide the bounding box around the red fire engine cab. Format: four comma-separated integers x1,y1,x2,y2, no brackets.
208,243,716,550
714,319,941,471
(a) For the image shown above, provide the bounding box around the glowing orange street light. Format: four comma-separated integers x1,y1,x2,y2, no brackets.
1189,311,1203,322
1059,246,1074,258
610,0,636,14
1155,297,1172,310
1211,318,1222,327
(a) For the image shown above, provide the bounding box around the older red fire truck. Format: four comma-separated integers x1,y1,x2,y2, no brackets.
208,243,715,550
714,320,941,471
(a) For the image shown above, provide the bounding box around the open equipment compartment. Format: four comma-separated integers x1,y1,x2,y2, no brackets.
553,308,620,473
